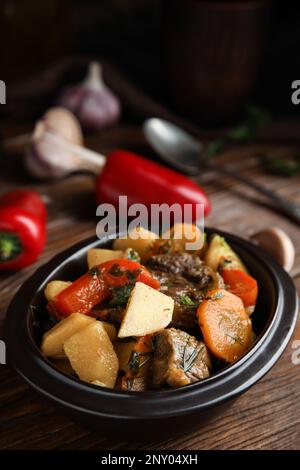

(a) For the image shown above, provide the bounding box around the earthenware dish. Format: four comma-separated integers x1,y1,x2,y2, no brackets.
5,228,298,439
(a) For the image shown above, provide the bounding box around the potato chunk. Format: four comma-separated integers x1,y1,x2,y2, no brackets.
114,341,136,372
41,313,95,358
118,282,174,338
162,223,203,253
87,248,123,269
101,322,117,342
63,322,119,388
113,226,158,262
204,234,247,273
44,280,72,302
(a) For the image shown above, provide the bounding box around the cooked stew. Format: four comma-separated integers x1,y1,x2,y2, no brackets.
39,224,258,391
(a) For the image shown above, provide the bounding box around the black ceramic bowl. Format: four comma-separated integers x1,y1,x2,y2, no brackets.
5,228,298,440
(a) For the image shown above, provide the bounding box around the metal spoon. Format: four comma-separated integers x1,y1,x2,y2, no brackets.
143,118,300,225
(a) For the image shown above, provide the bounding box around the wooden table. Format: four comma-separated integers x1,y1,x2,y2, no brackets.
0,123,299,450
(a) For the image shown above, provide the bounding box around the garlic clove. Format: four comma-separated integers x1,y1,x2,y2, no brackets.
57,62,121,131
250,227,295,272
25,107,84,179
26,145,56,179
26,129,106,180
39,107,83,145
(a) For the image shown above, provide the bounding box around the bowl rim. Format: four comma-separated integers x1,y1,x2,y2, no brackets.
5,227,298,421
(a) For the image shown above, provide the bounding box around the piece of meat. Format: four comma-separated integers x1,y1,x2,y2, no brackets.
150,270,202,329
119,374,149,392
118,355,152,391
152,328,211,388
147,252,218,288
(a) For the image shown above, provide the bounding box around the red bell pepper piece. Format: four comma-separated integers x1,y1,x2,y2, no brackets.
221,269,258,308
52,259,160,316
96,150,211,220
0,190,47,224
99,259,160,290
0,189,46,271
53,269,110,317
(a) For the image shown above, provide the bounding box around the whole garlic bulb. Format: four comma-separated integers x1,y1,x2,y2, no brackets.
57,62,121,131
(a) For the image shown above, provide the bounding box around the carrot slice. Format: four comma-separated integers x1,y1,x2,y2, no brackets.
221,269,258,308
197,289,253,363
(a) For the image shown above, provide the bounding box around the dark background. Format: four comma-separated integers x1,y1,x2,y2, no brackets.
0,0,300,124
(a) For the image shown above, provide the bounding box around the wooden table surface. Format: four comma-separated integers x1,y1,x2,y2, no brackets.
0,123,299,450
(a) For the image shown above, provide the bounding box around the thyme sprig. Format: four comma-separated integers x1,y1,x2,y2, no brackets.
128,351,152,374
226,333,244,345
179,294,195,306
182,338,203,373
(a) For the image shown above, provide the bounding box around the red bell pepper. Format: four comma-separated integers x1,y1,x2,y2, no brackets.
0,190,46,271
52,259,160,316
0,190,47,223
221,269,258,308
0,208,46,271
96,150,211,220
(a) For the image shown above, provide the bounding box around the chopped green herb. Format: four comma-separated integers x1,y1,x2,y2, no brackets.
108,264,124,277
125,248,140,262
88,266,100,277
128,351,140,374
179,294,195,306
108,284,134,307
126,268,141,281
